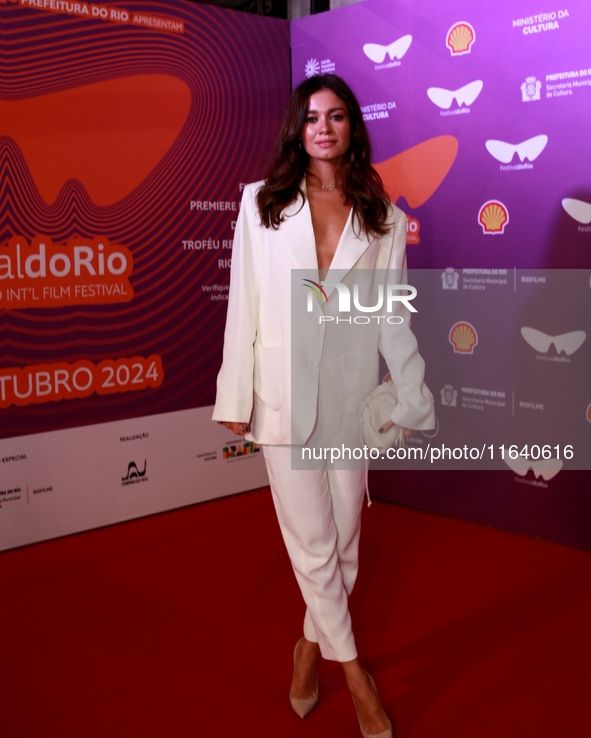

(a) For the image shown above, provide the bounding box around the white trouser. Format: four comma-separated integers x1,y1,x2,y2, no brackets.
262,445,365,662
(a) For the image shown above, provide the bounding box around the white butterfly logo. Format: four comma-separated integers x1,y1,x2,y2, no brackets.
521,327,586,356
363,35,412,64
562,198,591,225
485,135,548,164
504,455,563,481
426,80,483,110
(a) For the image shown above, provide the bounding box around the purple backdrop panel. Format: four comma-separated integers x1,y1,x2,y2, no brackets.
292,0,591,548
292,0,591,269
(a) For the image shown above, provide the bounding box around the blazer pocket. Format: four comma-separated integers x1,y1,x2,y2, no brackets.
339,353,379,417
254,344,284,410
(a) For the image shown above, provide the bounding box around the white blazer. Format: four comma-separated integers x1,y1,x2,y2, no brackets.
212,181,435,447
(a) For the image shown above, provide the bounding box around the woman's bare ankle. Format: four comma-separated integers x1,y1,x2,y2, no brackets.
341,661,391,734
341,658,370,693
290,638,319,699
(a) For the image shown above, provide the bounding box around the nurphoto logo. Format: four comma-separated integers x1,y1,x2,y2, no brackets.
303,279,417,325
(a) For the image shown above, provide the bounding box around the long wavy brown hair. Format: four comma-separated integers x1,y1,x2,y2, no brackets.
256,74,392,238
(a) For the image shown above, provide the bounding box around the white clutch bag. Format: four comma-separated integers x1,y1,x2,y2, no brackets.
358,379,405,506
359,379,405,456
359,379,438,505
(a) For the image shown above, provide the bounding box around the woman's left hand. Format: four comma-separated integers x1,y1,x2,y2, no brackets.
378,419,414,438
217,421,250,436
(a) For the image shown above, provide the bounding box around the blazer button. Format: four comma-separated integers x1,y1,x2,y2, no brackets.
308,358,320,369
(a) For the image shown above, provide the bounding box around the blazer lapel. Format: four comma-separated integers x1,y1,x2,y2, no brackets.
279,183,318,273
322,210,374,300
278,180,374,298
326,210,373,276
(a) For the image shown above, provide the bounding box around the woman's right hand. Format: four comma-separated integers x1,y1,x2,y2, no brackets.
217,421,250,436
379,419,414,439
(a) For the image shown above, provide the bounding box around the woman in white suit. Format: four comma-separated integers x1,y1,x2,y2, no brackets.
213,74,434,738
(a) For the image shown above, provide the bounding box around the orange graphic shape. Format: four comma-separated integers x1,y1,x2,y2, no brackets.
375,135,458,209
0,75,191,205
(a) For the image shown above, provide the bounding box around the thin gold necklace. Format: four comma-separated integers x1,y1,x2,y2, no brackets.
306,171,338,191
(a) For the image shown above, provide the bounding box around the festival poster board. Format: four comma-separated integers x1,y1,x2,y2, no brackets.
0,0,290,550
292,0,591,549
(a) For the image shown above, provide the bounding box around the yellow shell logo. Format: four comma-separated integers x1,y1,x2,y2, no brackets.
446,22,476,56
449,321,478,354
478,200,509,234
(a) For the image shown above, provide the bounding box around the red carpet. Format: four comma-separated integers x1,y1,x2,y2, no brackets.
1,488,590,738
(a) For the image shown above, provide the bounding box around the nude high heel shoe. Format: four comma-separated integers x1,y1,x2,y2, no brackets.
289,638,319,719
351,672,393,738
